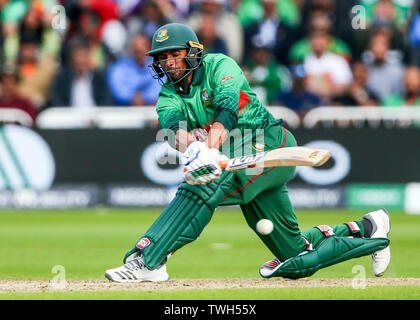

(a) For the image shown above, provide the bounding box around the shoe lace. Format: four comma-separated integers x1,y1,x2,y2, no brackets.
124,257,145,272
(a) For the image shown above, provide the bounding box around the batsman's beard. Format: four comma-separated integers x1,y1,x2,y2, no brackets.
166,68,186,81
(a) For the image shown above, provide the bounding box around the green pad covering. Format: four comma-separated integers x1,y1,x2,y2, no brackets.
124,172,235,269
264,236,390,279
130,189,213,269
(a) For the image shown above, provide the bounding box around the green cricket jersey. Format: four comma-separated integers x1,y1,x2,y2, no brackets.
156,53,282,135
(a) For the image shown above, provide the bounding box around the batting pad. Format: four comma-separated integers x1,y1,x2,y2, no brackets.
129,174,234,270
262,236,390,279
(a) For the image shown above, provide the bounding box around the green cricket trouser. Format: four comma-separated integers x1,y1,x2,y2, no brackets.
219,124,365,261
134,124,365,269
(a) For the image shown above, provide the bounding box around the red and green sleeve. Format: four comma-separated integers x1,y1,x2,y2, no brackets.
156,92,188,133
209,57,246,131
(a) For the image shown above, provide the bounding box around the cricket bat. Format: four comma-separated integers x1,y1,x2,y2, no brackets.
216,146,330,172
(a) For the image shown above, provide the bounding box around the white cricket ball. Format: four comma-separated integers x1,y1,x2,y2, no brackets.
256,219,274,235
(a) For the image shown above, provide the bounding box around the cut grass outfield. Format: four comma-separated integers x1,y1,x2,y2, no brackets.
4,286,420,300
0,208,419,299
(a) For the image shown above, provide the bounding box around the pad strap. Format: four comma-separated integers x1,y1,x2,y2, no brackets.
316,225,334,237
303,237,313,251
345,222,362,238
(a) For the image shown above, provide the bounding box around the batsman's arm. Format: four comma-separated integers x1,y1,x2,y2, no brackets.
205,121,229,149
206,55,247,149
158,111,229,152
156,93,194,153
174,121,228,152
174,129,196,153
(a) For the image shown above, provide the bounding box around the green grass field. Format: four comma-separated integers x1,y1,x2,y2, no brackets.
0,208,419,300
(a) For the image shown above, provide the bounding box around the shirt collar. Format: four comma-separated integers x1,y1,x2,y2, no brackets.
191,64,205,86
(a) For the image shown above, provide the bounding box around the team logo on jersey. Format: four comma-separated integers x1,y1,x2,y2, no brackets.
201,88,213,105
136,237,151,249
155,29,169,42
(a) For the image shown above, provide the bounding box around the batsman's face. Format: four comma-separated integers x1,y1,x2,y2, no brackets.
156,49,188,81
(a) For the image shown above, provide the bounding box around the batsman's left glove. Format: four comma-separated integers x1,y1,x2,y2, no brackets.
181,141,228,185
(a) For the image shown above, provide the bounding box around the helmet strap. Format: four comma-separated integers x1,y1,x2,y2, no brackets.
174,45,204,93
174,70,194,94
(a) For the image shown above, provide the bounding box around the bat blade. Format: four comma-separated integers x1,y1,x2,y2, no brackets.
222,147,330,172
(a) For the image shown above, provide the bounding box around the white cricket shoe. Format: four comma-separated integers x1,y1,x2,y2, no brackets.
363,208,391,277
259,258,283,278
105,255,170,283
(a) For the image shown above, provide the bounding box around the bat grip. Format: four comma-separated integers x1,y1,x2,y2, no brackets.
183,160,229,172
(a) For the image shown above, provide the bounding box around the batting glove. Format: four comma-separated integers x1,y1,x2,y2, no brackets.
181,141,228,185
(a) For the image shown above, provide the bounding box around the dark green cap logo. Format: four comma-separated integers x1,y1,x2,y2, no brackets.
155,29,169,42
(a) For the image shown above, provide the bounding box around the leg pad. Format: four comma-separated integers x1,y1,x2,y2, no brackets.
124,173,235,269
261,235,390,279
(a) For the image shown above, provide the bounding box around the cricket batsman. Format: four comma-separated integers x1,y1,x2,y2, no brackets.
105,23,391,282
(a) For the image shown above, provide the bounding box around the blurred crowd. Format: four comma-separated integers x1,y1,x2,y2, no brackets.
1,0,420,122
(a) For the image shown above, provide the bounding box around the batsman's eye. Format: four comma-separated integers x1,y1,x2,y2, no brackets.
171,50,182,57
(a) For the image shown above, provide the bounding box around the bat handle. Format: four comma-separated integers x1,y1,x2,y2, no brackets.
183,160,229,173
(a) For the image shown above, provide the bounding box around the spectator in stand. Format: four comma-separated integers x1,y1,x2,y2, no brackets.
107,34,161,106
332,61,380,106
125,0,183,42
0,27,3,68
1,0,30,64
362,32,404,101
77,0,120,37
234,0,301,29
242,39,291,105
359,0,414,31
0,64,38,121
288,8,352,64
407,4,420,67
0,0,28,28
350,4,409,62
196,14,228,56
19,2,61,58
276,64,324,118
51,41,114,107
76,0,129,59
2,0,61,64
382,66,420,106
17,38,58,109
101,19,128,58
303,30,353,102
119,0,190,19
300,0,359,51
188,0,243,63
62,10,115,70
243,0,299,66
300,0,337,23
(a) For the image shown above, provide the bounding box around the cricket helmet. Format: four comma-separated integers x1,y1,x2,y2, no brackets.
146,23,204,85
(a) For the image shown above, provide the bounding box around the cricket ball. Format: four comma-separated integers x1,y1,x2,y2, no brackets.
256,219,274,235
